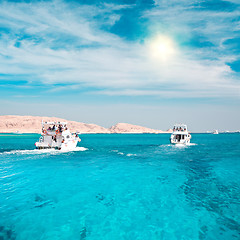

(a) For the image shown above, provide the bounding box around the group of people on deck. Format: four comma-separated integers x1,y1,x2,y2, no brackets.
173,126,187,132
41,124,68,143
41,124,79,144
44,124,68,133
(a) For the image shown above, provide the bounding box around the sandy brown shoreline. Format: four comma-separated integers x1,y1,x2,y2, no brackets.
0,115,172,134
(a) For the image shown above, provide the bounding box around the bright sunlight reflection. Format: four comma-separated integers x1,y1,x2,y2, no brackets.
149,35,176,61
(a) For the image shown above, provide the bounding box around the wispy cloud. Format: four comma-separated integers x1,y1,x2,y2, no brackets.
0,0,239,99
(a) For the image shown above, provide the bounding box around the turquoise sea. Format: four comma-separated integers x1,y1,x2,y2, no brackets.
0,133,240,240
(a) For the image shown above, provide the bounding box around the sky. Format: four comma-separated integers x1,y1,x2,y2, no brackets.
0,0,240,131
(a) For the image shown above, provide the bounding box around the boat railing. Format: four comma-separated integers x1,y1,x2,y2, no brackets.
42,130,63,135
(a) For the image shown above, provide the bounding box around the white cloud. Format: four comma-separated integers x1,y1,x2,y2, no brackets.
0,0,239,99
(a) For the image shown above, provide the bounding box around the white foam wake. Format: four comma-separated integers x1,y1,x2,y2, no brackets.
187,143,197,146
0,147,88,155
173,143,197,147
160,143,197,148
61,147,88,152
111,150,137,157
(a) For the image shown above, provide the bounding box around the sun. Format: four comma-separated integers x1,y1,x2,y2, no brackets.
149,35,176,61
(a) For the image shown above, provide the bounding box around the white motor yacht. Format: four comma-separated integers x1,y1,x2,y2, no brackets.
212,130,219,134
35,121,81,150
170,124,191,145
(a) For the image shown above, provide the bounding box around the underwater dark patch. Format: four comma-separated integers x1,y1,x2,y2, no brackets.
0,226,16,240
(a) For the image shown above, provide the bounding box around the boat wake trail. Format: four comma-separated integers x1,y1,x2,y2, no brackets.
62,147,88,152
111,150,137,157
172,143,197,147
0,147,88,155
160,143,197,148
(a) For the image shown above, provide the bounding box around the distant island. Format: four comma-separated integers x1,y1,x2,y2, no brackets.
0,115,172,134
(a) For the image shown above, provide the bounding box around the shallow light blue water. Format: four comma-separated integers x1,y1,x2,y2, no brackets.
0,133,240,240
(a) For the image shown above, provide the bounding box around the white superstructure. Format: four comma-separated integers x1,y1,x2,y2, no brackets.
212,130,219,134
35,121,81,150
170,124,191,145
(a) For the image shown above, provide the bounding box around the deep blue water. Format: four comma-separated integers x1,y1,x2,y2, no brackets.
0,133,240,240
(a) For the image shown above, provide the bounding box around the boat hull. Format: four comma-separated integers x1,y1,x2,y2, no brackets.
170,140,190,145
35,139,78,151
60,139,78,151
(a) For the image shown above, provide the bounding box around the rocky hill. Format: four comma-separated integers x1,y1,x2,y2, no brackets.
109,123,165,133
0,115,171,134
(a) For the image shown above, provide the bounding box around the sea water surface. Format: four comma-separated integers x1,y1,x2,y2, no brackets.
0,133,240,240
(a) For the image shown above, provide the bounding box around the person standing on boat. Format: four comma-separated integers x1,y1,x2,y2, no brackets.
59,124,63,133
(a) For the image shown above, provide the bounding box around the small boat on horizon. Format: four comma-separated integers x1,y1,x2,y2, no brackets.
212,130,219,134
35,121,81,150
170,124,191,145
11,131,22,134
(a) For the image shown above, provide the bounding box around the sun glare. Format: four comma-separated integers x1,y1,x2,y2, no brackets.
149,35,176,61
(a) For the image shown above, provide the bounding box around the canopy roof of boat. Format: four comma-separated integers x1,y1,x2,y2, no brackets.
172,131,189,135
42,121,68,125
173,124,187,128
